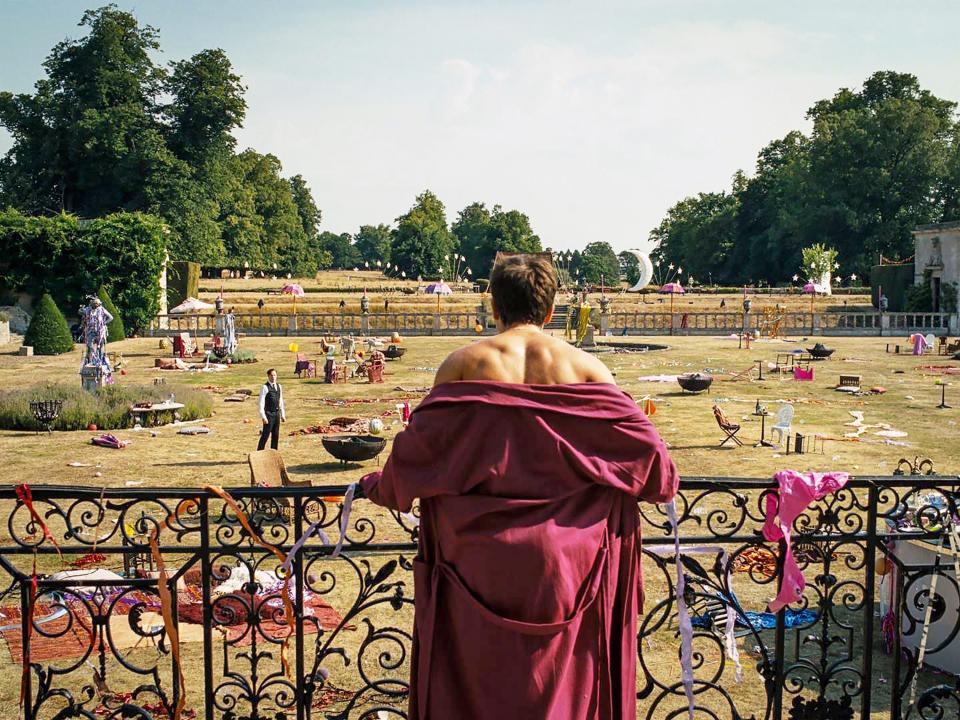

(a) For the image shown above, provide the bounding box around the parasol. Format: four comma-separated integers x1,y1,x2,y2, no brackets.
658,282,685,314
169,297,215,314
282,283,305,314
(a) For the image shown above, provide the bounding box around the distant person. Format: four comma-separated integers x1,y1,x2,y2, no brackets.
257,368,286,450
720,299,726,309
879,293,889,312
384,298,390,311
339,299,346,310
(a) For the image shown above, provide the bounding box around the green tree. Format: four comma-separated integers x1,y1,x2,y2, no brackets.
651,191,739,284
288,174,321,242
318,231,362,269
354,224,392,265
97,286,125,342
165,49,246,163
579,242,620,286
802,71,955,276
452,202,541,278
391,190,456,278
0,6,175,216
452,202,492,273
24,293,75,355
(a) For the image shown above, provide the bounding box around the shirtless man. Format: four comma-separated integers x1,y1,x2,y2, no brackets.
361,252,677,720
433,253,614,386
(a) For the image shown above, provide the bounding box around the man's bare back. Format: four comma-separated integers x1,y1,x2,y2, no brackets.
434,324,615,386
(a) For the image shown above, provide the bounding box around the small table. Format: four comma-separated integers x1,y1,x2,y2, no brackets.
754,410,774,448
130,401,185,426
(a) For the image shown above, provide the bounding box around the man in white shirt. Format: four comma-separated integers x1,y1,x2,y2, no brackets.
257,368,286,450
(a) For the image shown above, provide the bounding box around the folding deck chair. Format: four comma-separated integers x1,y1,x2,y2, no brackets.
713,405,743,447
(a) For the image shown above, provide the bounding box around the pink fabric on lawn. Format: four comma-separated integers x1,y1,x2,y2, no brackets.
361,381,679,720
763,470,850,612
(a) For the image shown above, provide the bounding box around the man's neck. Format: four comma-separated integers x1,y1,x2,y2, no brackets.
499,322,543,334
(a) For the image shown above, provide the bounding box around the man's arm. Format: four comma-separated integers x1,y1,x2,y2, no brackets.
258,385,268,423
279,385,286,421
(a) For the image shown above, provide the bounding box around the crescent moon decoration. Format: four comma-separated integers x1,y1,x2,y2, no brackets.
625,249,655,292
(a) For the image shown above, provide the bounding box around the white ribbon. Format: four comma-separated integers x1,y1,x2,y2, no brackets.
281,484,357,575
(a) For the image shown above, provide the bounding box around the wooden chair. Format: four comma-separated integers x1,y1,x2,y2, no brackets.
713,405,743,447
248,449,311,521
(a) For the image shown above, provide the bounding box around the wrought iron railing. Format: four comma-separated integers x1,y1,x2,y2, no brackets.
1,475,958,719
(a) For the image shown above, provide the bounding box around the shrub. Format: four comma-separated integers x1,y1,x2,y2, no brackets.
228,349,257,363
0,383,212,431
23,294,75,355
98,287,126,342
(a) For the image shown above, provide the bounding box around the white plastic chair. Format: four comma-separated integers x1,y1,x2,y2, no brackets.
925,333,936,353
771,404,794,445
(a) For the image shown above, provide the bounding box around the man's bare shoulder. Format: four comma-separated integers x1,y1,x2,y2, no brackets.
542,336,616,383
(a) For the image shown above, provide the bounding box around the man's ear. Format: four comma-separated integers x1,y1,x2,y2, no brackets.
542,306,554,326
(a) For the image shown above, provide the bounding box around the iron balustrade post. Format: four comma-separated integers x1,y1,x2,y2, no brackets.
294,495,306,720
891,559,905,718
861,482,878,719
200,495,214,720
773,534,787,720
20,574,32,719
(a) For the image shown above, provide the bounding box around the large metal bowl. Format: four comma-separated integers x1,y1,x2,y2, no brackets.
322,434,387,463
806,344,835,359
384,345,406,359
677,373,713,393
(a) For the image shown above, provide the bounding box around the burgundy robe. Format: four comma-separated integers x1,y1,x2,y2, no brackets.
361,381,679,719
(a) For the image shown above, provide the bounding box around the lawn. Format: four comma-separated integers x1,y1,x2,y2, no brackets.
0,328,955,719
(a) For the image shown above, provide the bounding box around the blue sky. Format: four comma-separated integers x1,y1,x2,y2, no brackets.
2,1,959,252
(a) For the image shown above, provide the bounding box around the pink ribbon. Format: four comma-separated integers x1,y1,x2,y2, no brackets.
281,484,357,575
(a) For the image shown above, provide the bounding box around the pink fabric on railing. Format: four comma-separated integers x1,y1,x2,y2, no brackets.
763,470,849,612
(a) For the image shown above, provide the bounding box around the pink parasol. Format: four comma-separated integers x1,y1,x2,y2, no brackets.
282,283,305,313
659,282,685,314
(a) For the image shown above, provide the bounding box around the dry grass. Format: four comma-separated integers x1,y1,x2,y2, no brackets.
0,328,955,718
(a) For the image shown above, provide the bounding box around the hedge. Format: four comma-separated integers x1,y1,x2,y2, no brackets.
23,293,75,355
0,209,167,333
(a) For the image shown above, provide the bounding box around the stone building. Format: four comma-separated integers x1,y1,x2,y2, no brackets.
912,221,960,312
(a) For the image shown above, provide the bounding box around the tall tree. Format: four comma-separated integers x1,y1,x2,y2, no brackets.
579,241,620,286
165,49,246,163
354,224,392,265
391,190,456,278
651,191,739,284
0,6,174,216
452,202,492,274
452,202,541,278
288,174,321,241
802,71,956,275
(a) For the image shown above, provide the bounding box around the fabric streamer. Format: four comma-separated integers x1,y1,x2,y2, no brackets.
280,484,359,574
14,484,61,558
666,500,696,720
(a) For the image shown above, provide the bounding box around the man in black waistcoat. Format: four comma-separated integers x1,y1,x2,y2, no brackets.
257,368,286,450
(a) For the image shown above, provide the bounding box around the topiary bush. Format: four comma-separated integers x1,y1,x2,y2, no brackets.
97,287,126,342
0,383,212,431
23,293,75,355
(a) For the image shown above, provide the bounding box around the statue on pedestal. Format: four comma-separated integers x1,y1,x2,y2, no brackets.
79,296,113,389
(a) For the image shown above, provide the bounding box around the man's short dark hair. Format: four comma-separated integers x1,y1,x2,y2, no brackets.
489,253,558,327
266,368,276,376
